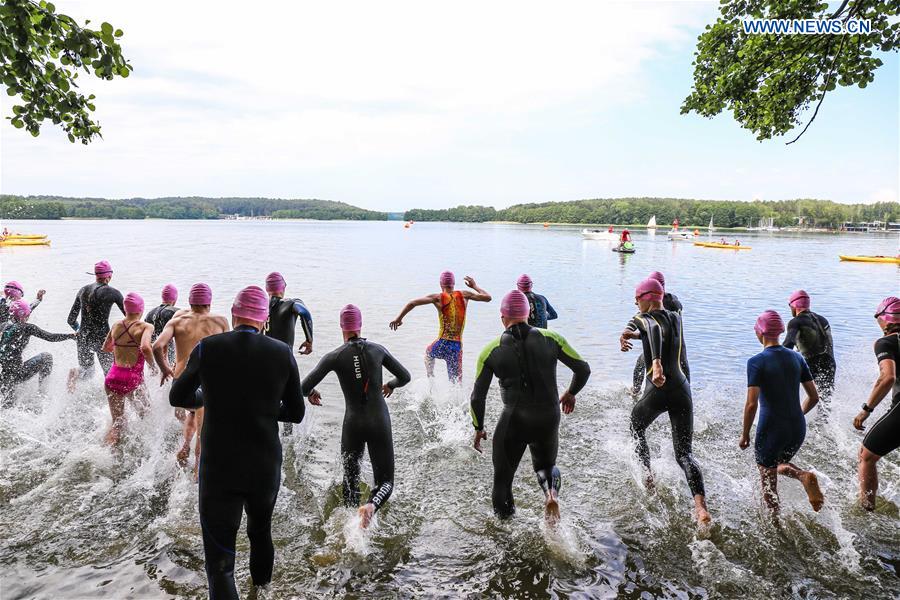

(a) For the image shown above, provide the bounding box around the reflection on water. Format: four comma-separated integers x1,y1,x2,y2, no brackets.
1,220,898,598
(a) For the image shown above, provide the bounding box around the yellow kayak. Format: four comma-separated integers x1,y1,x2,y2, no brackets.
1,234,47,240
839,255,900,264
0,239,51,247
694,242,752,250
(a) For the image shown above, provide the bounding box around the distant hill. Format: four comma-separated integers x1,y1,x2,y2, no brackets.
0,195,388,221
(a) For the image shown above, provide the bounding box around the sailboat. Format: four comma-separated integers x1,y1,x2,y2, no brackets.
708,216,715,232
647,215,657,229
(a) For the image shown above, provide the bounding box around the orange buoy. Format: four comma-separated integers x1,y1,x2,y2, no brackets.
543,223,550,228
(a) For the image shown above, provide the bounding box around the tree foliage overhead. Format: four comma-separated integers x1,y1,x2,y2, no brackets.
682,0,900,143
0,0,132,143
405,197,900,228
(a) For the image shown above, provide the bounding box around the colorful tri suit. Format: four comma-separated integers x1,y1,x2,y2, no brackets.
426,291,467,381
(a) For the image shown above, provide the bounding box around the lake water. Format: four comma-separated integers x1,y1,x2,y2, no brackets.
1,219,898,599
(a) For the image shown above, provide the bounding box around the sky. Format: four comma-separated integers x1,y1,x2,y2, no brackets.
0,1,897,211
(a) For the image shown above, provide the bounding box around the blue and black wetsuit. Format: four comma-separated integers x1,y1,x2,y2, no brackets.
169,325,304,600
523,291,558,329
67,282,124,377
784,310,836,398
145,304,178,363
747,345,813,467
470,324,590,518
0,322,73,401
629,309,705,497
863,333,900,457
301,337,410,513
265,296,313,350
630,293,689,394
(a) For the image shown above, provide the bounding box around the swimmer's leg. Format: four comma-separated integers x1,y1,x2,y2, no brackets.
364,421,395,524
776,462,823,512
178,411,197,468
104,388,126,446
630,390,666,489
424,342,437,378
492,411,526,518
758,465,780,513
341,423,365,509
245,480,279,587
20,353,53,393
447,343,463,383
857,446,881,511
132,384,150,418
199,482,243,600
75,337,96,381
529,421,561,523
667,391,709,523
193,407,205,480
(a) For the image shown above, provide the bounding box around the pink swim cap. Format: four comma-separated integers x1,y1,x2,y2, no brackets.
648,271,666,290
517,274,533,292
635,278,664,300
123,292,144,315
161,284,178,304
439,271,455,288
340,304,363,332
232,285,269,322
94,260,113,276
875,296,900,324
754,309,785,339
501,290,530,320
189,283,212,306
265,272,286,294
789,289,810,309
4,281,24,300
9,300,30,322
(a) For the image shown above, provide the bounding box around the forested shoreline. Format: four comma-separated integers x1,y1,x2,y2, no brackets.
1,195,897,228
404,198,900,229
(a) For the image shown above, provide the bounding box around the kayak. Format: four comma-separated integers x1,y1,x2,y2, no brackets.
694,242,752,250
667,231,693,241
839,255,900,264
1,234,47,240
582,229,617,241
0,239,51,247
612,246,635,254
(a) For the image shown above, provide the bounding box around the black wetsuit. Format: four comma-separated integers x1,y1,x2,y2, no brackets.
523,291,558,329
863,333,899,457
169,325,304,600
265,296,313,350
629,309,705,497
470,324,590,518
784,310,836,398
0,297,41,322
0,322,72,400
301,337,410,512
630,292,690,394
67,282,124,377
145,304,178,363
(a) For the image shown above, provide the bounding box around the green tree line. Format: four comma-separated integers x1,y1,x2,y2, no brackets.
405,198,900,229
0,195,386,220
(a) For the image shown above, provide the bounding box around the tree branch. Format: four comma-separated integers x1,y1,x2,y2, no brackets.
785,32,850,145
829,0,851,19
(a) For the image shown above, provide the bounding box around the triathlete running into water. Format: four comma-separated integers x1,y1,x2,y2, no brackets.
853,296,900,511
619,278,710,525
783,290,836,399
264,272,314,355
629,271,690,396
302,304,411,528
739,310,823,514
66,261,124,385
0,280,45,322
516,274,558,329
102,293,157,446
470,291,590,522
389,271,491,383
145,284,179,363
170,286,304,599
0,300,75,402
153,283,229,473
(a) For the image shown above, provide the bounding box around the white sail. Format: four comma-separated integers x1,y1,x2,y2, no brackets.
708,216,714,231
647,215,657,228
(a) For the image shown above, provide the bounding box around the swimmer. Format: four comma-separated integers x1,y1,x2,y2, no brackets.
389,271,491,383
66,261,124,386
102,293,157,446
145,284,179,363
784,290,836,399
302,304,411,528
263,272,314,355
619,278,710,525
169,286,304,599
470,291,590,523
739,310,823,514
0,280,45,322
516,274,558,329
0,300,75,402
627,271,690,396
853,296,900,511
153,283,229,473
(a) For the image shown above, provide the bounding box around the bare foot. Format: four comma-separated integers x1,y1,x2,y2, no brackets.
67,368,78,394
696,506,712,526
860,495,876,511
358,503,375,529
800,472,824,512
103,427,119,447
545,491,560,526
175,445,190,468
192,460,199,483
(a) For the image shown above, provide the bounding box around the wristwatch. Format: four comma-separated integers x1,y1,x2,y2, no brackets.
861,403,873,413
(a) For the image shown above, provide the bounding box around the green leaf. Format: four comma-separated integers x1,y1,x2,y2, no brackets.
11,118,24,128
114,29,123,38
101,22,113,35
